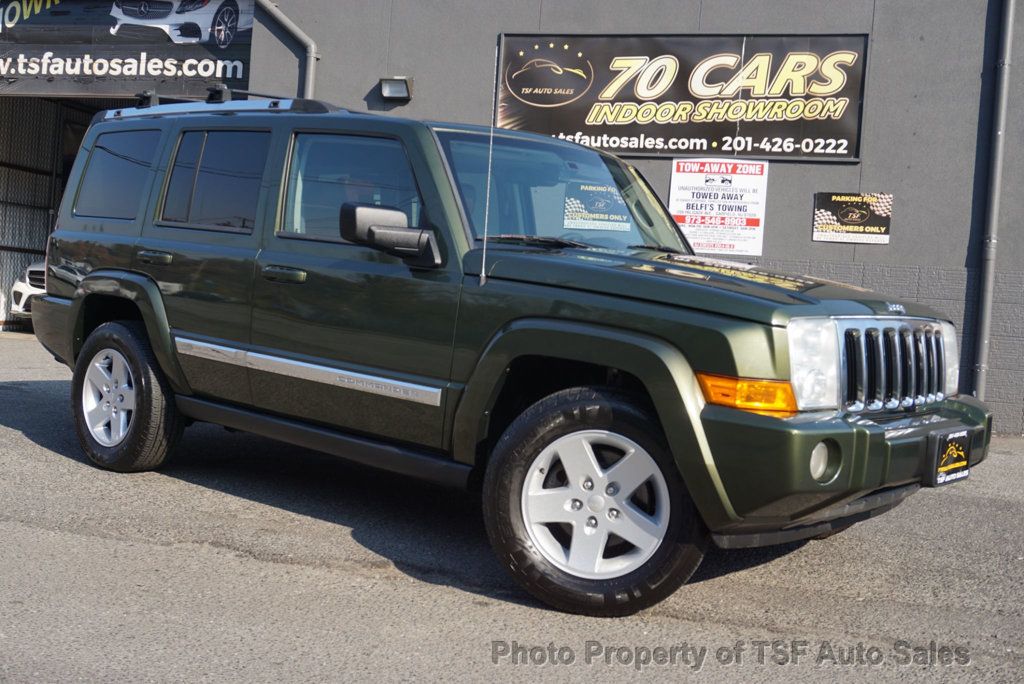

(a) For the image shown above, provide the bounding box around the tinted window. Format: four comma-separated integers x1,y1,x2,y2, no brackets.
162,132,203,223
75,130,161,220
161,130,270,231
281,134,424,240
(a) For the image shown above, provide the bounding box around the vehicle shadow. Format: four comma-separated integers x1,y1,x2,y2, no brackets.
691,541,807,584
0,378,806,608
0,378,535,608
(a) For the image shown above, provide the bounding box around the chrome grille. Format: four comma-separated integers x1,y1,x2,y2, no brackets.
119,1,173,19
838,318,946,412
27,269,44,289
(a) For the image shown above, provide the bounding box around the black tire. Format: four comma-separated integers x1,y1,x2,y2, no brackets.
72,321,183,473
482,387,708,616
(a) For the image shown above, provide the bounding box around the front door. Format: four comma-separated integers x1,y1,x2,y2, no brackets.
248,131,461,448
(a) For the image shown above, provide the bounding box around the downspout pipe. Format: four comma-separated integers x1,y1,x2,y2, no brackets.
255,0,319,99
974,0,1014,399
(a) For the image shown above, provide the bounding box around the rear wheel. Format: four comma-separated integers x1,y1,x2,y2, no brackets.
483,387,708,616
72,321,183,472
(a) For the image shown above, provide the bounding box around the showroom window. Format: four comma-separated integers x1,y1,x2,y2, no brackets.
161,130,271,231
74,130,161,220
281,134,424,241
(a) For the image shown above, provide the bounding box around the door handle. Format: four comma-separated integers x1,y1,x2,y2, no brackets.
261,265,308,284
137,250,173,266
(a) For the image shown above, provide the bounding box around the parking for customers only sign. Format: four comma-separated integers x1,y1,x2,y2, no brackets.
668,158,769,257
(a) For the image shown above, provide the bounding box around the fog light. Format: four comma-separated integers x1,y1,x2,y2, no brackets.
810,442,830,481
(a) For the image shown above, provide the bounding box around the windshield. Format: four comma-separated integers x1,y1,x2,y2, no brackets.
436,130,691,253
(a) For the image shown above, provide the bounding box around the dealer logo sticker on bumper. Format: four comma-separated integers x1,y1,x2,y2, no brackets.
933,430,970,485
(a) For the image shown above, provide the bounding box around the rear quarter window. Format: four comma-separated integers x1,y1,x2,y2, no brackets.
74,129,161,220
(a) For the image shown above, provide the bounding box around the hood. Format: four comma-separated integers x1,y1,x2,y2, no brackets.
464,247,943,326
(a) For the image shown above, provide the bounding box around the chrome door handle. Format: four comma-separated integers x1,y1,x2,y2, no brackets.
261,265,308,284
137,250,173,266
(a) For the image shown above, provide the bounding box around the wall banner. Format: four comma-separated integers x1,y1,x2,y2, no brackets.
0,0,253,97
812,192,892,244
497,33,866,161
668,158,769,257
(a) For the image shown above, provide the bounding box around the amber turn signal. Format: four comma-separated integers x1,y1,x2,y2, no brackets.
696,373,799,416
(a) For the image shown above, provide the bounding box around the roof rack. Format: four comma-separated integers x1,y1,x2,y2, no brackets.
105,86,340,121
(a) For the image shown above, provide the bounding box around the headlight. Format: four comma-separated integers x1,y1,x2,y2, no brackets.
177,0,211,12
939,321,959,397
787,318,840,410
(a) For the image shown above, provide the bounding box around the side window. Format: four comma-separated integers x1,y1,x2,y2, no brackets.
281,134,424,241
74,130,161,220
161,130,271,231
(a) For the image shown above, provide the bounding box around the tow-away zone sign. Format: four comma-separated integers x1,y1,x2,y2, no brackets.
668,158,769,257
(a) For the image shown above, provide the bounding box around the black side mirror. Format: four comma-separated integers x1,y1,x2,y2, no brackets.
340,203,441,268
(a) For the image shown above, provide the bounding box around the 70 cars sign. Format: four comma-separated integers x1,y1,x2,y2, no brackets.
496,34,867,161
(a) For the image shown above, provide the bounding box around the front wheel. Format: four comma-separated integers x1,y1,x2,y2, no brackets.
483,387,708,616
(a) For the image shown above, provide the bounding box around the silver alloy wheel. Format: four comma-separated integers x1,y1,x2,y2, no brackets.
212,5,237,48
81,348,136,448
520,430,671,580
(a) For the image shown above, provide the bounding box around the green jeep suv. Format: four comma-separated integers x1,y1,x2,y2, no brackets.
31,95,992,616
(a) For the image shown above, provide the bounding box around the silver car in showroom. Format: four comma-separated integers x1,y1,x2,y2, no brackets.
110,0,253,49
10,261,45,322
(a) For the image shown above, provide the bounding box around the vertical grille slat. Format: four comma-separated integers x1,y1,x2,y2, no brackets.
859,329,871,409
903,328,916,407
914,330,928,402
884,329,900,409
866,329,883,411
838,318,945,414
843,329,865,410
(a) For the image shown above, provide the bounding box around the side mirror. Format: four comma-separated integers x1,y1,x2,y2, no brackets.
340,203,441,268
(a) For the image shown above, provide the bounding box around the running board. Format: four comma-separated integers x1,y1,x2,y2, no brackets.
175,396,470,489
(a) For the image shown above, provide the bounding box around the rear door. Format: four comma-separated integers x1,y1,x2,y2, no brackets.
133,122,273,405
247,123,462,448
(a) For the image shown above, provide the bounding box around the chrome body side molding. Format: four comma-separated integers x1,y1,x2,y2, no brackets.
174,337,443,407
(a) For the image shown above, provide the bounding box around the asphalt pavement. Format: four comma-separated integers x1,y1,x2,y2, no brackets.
0,331,1021,682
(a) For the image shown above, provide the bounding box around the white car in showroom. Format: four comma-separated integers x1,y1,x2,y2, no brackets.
10,261,45,323
110,0,253,49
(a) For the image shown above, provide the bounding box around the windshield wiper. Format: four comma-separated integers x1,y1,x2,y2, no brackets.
627,244,684,254
485,234,591,249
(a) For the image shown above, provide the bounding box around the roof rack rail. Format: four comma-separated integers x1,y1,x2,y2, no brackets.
104,86,340,120
135,89,160,108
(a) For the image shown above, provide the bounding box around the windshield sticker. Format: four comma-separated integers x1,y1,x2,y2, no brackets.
563,182,632,232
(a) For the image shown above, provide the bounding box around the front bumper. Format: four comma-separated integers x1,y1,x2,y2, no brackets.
700,396,992,548
11,280,43,318
110,9,209,44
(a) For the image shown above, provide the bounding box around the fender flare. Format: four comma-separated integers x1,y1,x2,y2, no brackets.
70,270,191,395
452,318,739,527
